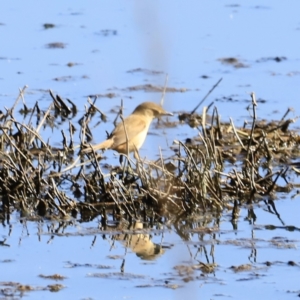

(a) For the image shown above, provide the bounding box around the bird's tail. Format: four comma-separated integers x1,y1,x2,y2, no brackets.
81,139,113,154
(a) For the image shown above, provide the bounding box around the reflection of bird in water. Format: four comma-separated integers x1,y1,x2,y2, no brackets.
115,221,165,260
82,102,172,159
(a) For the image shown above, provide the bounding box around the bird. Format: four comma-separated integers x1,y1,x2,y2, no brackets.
82,102,172,159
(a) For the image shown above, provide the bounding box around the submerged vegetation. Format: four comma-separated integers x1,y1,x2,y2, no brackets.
0,87,299,230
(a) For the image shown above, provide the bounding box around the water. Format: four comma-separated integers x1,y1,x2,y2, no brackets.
1,1,300,299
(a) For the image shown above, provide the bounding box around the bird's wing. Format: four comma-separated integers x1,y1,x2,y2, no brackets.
111,115,148,147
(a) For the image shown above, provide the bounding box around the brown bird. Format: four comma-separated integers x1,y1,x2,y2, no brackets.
82,102,172,158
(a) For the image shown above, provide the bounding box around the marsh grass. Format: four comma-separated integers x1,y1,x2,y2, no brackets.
0,87,299,228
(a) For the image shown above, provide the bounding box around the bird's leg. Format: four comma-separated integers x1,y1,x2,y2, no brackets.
118,153,136,184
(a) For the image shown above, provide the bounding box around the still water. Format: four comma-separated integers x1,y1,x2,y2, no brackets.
1,1,300,299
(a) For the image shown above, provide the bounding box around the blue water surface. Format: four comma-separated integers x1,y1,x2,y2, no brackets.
1,1,300,299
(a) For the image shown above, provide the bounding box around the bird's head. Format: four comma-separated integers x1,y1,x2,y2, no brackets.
133,102,173,118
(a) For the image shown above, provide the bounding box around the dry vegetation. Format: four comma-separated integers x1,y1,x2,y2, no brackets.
0,87,299,227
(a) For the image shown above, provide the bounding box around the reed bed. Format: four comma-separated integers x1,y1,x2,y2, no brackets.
0,87,299,227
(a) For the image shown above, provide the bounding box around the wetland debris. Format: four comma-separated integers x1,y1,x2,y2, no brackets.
46,42,67,49
0,87,299,228
124,84,187,93
39,274,67,281
43,23,55,30
218,57,248,68
0,281,65,296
